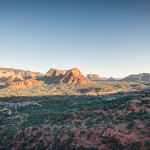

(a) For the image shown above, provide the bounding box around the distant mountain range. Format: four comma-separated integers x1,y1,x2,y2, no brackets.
87,75,122,81
87,73,150,82
0,67,88,88
122,73,150,82
0,67,150,89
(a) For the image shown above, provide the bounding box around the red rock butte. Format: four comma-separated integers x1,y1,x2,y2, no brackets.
87,74,100,80
46,68,88,85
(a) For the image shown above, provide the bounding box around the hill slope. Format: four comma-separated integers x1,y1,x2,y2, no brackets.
122,73,150,82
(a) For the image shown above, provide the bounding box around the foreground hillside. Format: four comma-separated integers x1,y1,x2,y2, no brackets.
0,92,150,149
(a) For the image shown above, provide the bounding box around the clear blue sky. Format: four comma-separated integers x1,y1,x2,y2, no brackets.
0,0,150,77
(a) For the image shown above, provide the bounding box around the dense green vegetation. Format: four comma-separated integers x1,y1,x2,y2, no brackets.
0,91,150,149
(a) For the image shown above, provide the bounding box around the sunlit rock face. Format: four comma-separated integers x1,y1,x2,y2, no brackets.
46,68,88,85
0,67,43,83
46,68,67,77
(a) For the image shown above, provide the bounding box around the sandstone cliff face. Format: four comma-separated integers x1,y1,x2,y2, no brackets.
46,68,67,77
46,68,88,85
87,74,100,80
7,78,44,88
0,68,43,83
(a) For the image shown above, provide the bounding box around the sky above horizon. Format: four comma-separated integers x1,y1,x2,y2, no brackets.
0,0,150,77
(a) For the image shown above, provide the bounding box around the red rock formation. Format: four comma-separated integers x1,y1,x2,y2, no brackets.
0,67,43,83
7,78,44,88
103,128,135,148
87,74,100,80
46,68,88,85
46,68,67,77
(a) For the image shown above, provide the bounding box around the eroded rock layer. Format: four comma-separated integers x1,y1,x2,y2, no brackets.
7,78,44,88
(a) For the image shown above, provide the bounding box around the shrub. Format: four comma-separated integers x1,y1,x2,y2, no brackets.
126,121,135,130
77,145,86,150
74,121,81,127
144,140,150,146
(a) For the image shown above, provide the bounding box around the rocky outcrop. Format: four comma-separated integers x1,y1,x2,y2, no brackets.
0,68,43,83
7,78,44,88
46,68,67,77
122,73,150,82
45,68,88,85
103,128,135,148
87,74,100,80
